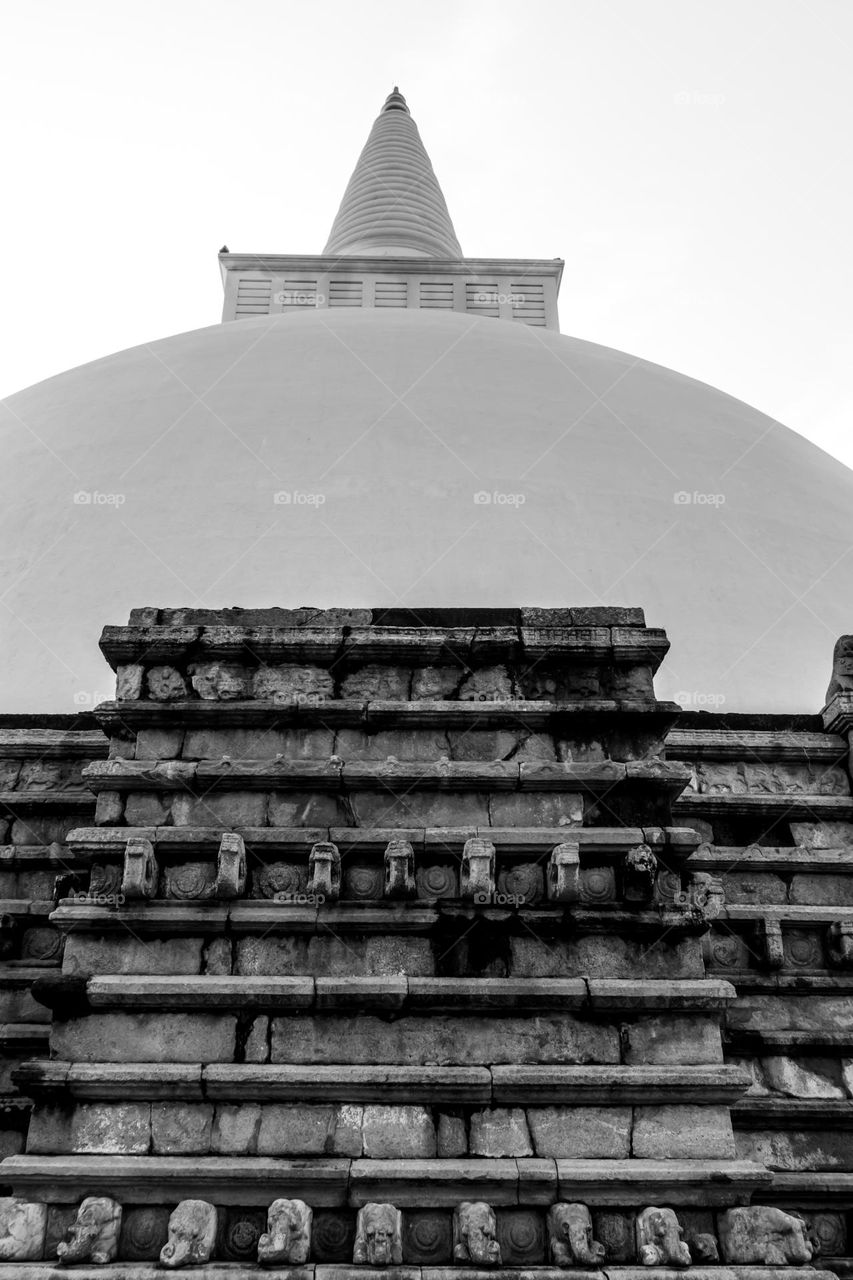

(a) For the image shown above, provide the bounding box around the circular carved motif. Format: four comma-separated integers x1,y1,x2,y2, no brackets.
808,1212,846,1256
21,928,61,962
655,870,682,904
223,1211,265,1262
785,929,822,968
89,863,121,897
403,1210,452,1264
710,934,741,968
312,1211,355,1262
120,1207,170,1260
344,864,383,900
497,1209,545,1264
417,865,457,898
580,867,615,903
499,863,543,902
253,862,306,899
165,862,215,900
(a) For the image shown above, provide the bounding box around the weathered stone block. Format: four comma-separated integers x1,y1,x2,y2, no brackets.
510,935,703,980
631,1104,735,1158
469,1108,532,1156
790,874,853,905
245,1015,270,1063
330,1104,364,1156
211,1103,260,1155
124,791,172,826
411,667,461,699
342,665,411,699
488,793,583,826
268,791,344,826
63,935,203,977
116,663,144,700
351,791,490,828
437,1113,467,1157
251,665,334,702
26,1105,73,1154
721,872,787,905
623,1016,723,1064
761,1055,845,1099
235,936,306,976
791,821,853,848
135,729,184,759
71,1103,151,1154
146,666,188,700
257,1104,335,1155
0,1197,48,1261
361,1105,436,1158
151,1102,213,1154
173,790,268,826
52,1012,236,1063
527,1106,631,1157
187,661,249,700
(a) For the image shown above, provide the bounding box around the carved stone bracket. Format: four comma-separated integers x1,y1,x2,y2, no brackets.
384,839,416,899
307,841,341,901
547,843,580,903
461,838,496,903
215,832,246,899
120,837,157,900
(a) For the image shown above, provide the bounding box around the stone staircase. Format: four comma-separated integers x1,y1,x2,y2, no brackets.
0,606,846,1277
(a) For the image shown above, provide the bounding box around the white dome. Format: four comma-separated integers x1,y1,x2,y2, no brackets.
2,307,850,712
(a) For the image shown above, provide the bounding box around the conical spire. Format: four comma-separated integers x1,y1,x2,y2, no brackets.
323,88,463,258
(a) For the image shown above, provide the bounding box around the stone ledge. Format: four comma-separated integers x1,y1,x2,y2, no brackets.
95,699,680,731
689,847,853,875
0,729,108,758
0,792,94,813
665,728,847,763
81,759,691,795
40,976,734,1015
770,1170,853,1205
724,1029,853,1055
0,1155,771,1207
65,825,700,860
18,1062,750,1106
675,795,853,819
732,1098,853,1128
0,1023,49,1052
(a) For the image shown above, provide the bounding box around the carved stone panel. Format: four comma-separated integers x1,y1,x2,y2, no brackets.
402,1210,452,1264
497,1208,545,1265
119,1207,170,1261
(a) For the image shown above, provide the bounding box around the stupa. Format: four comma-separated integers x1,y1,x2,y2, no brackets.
0,87,851,1280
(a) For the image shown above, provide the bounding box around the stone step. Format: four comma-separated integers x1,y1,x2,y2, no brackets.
49,901,709,939
66,824,699,860
99,623,670,670
732,1098,853,1128
17,1061,750,1106
665,728,846,762
83,759,691,795
34,976,735,1016
676,794,853,819
1,1154,770,1206
96,698,679,731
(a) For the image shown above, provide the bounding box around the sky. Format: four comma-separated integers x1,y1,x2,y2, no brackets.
2,0,852,468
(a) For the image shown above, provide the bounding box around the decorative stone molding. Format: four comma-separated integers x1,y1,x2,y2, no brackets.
215,832,246,899
623,845,657,904
547,843,580,903
0,1198,47,1262
826,921,853,968
307,841,341,900
636,1206,691,1268
56,1196,121,1266
384,839,416,898
120,837,157,900
159,1199,218,1269
461,838,496,903
453,1201,502,1267
353,1202,403,1266
257,1197,312,1265
719,1206,813,1265
547,1202,605,1267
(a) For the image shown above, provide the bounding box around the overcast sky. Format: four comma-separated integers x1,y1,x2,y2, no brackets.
3,0,852,469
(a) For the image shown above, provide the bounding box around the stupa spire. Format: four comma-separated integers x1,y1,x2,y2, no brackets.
323,87,463,258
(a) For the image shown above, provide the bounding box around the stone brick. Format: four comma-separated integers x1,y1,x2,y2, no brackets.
306,935,435,978
271,1014,619,1066
235,937,307,976
330,1104,364,1156
124,791,172,826
116,663,144,699
735,1127,853,1171
761,1055,845,1099
251,665,334,702
146,666,188,700
151,1102,213,1154
721,872,787,905
52,1013,236,1063
26,1106,73,1154
95,791,125,825
790,874,853,905
488,793,584,826
469,1108,532,1156
350,791,490,828
411,667,461,699
361,1105,436,1157
256,1104,335,1154
11,816,76,845
791,821,853,848
632,1105,735,1158
268,792,344,826
62,936,203,978
188,661,250,700
341,665,411,699
336,728,450,762
458,666,514,700
437,1113,467,1157
135,729,184,759
211,1103,260,1155
527,1106,631,1157
510,935,704,980
172,791,268,826
71,1103,151,1154
729,994,853,1033
623,1016,723,1065
204,937,233,976
245,1016,269,1063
